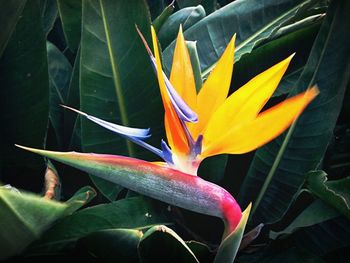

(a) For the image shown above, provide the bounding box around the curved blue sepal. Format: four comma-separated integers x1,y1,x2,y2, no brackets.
150,57,198,123
62,105,171,163
62,105,150,139
135,26,197,123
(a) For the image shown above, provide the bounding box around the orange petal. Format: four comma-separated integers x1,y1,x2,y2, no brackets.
201,87,319,157
203,54,294,145
151,26,189,154
170,26,197,110
190,35,236,139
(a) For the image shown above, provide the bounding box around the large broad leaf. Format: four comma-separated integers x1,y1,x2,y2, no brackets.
47,41,72,149
80,0,163,200
0,0,49,189
146,0,167,20
77,228,142,262
64,48,81,150
138,225,199,263
270,199,340,239
39,0,58,36
57,0,82,52
27,196,171,255
186,40,203,91
152,1,175,33
158,5,206,48
163,0,320,75
306,171,350,219
0,0,26,57
186,241,215,263
177,0,218,14
0,186,95,260
290,215,350,256
239,0,350,225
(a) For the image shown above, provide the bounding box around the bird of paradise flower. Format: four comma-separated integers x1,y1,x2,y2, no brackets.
17,26,318,248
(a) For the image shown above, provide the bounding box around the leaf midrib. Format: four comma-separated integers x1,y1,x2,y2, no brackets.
99,0,135,157
0,192,38,238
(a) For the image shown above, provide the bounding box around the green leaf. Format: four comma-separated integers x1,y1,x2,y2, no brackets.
57,0,82,52
64,48,81,150
27,196,171,255
271,13,325,40
0,0,26,57
146,0,166,20
177,0,218,14
177,0,219,14
214,204,251,263
186,40,203,92
306,171,350,219
186,241,214,263
153,1,175,32
158,5,205,48
47,41,72,149
39,0,58,36
0,0,49,186
77,228,142,262
90,176,124,202
239,0,350,225
163,0,321,76
138,225,199,263
0,186,94,260
177,0,201,8
64,185,97,214
80,0,163,200
290,215,350,256
270,199,340,239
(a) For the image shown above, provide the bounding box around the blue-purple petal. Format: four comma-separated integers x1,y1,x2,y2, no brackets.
87,115,150,139
61,105,150,139
161,140,174,165
62,105,175,163
193,135,203,156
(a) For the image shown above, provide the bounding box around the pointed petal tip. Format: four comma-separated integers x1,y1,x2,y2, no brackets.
308,85,320,97
151,25,156,35
61,105,87,117
284,52,296,65
230,33,236,44
226,34,236,51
